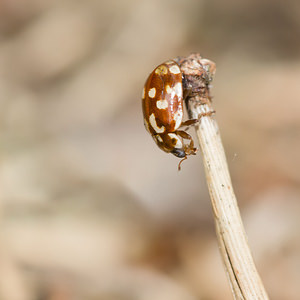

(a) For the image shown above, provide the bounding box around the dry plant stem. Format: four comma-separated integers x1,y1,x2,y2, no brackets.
181,54,269,300
189,96,269,300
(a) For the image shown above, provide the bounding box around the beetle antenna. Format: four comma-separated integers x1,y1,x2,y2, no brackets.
178,156,187,171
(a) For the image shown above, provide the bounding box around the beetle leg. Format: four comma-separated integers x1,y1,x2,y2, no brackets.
176,130,192,140
197,110,216,118
176,130,197,155
193,110,216,122
176,130,197,171
183,87,192,100
180,119,198,128
180,111,215,131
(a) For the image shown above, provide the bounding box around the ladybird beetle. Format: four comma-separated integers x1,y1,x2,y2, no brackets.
142,60,197,169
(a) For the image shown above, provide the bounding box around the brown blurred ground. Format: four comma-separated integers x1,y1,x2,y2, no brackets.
0,0,300,299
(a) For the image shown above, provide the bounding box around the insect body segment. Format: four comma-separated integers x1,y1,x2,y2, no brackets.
142,60,197,167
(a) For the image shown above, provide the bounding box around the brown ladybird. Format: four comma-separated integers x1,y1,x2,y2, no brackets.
142,60,197,168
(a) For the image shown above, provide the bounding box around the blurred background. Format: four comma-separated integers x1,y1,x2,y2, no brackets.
0,0,300,299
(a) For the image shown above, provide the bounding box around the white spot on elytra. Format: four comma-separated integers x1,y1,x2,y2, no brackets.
148,87,156,98
174,82,182,96
166,85,172,94
156,99,168,109
156,135,163,143
149,113,165,133
169,65,180,74
168,133,183,149
165,83,182,98
155,65,168,75
174,110,183,130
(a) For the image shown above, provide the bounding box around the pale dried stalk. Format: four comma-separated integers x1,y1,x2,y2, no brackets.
182,55,269,300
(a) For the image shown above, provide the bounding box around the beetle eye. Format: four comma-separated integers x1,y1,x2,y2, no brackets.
171,148,186,158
